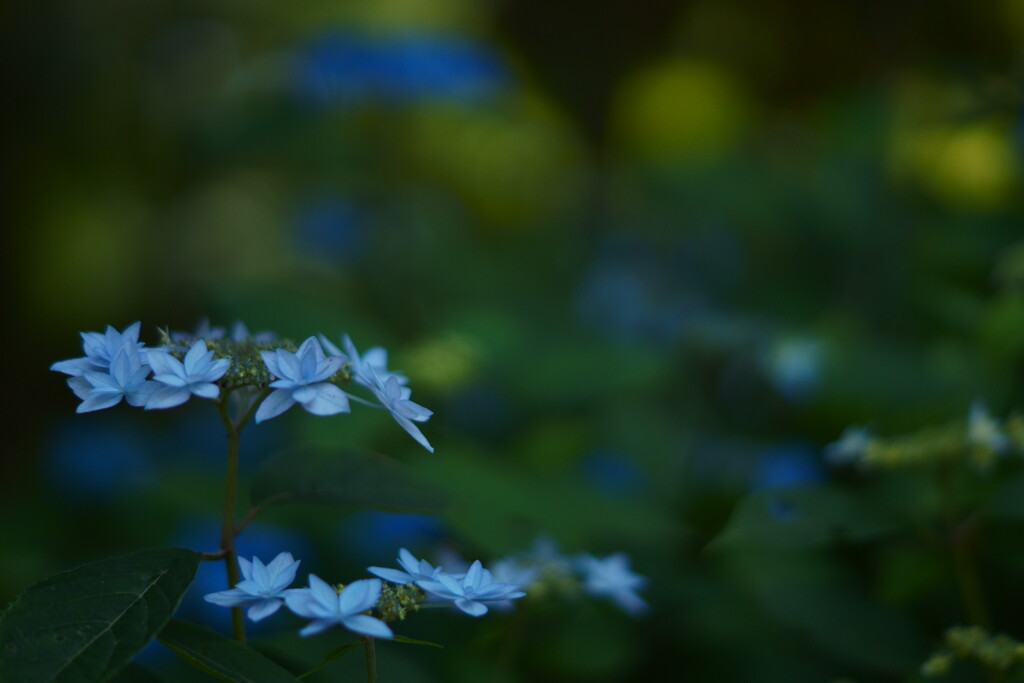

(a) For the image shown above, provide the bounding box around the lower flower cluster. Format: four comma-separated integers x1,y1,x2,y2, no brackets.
204,542,648,641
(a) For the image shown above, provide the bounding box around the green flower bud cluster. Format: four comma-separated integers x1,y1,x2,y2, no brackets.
921,625,1024,678
374,583,425,622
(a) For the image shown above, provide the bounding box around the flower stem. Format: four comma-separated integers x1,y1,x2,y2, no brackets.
363,637,377,683
217,396,245,643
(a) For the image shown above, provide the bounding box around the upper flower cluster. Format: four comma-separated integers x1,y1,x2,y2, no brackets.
52,321,435,452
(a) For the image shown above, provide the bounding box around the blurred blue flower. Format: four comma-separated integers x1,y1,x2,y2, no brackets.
416,560,526,617
764,336,823,402
369,547,443,584
753,443,823,491
294,197,365,264
293,30,507,106
286,576,392,638
579,450,648,497
824,426,872,466
45,418,155,503
338,511,443,561
576,553,647,616
968,401,1011,454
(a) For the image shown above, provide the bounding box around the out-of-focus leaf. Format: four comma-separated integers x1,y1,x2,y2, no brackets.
250,447,447,513
297,642,360,680
413,450,677,554
111,663,164,682
158,619,299,683
708,484,904,551
983,470,1024,520
0,548,200,683
723,549,927,674
392,635,443,648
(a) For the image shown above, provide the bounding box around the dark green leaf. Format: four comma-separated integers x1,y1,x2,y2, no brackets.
0,548,200,683
297,642,360,679
391,635,443,648
708,484,904,551
158,619,299,683
111,663,165,683
250,447,447,513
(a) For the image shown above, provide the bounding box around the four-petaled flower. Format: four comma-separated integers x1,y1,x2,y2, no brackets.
368,548,444,584
334,334,409,388
74,345,156,413
416,560,526,617
204,552,301,622
285,576,393,638
146,341,230,409
576,553,647,616
256,337,350,423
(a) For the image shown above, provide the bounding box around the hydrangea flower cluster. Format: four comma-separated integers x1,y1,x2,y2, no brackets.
51,321,434,451
205,550,530,639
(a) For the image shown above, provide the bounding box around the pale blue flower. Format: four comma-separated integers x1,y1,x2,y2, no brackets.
368,369,434,453
824,426,872,465
415,560,526,617
368,547,443,584
968,401,1011,454
51,322,145,377
285,575,392,638
489,558,540,589
255,337,349,422
576,553,647,616
172,319,276,347
204,552,301,622
145,341,230,409
74,345,156,413
338,334,408,388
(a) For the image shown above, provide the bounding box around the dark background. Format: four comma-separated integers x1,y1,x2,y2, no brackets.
5,1,1024,681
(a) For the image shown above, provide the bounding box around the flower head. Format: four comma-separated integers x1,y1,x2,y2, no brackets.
339,334,408,388
255,337,349,422
285,576,392,638
368,370,434,453
51,322,145,377
145,340,230,409
74,344,156,413
824,426,873,466
576,553,647,616
415,560,526,617
204,552,301,622
368,548,443,585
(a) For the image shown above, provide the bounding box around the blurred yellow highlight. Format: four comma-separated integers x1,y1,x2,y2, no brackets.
611,59,748,163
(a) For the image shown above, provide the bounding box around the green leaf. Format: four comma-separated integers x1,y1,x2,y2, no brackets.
391,635,443,648
297,642,360,679
158,619,299,683
0,547,200,683
250,447,447,513
110,663,165,683
708,484,904,551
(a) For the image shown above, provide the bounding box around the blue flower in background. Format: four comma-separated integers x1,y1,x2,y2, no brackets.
576,553,647,616
369,547,444,584
824,426,872,465
754,443,824,521
415,560,526,617
292,30,507,106
337,511,443,561
764,336,823,402
294,197,365,264
44,418,155,503
579,450,648,497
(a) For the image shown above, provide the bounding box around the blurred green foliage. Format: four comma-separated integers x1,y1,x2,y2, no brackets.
8,0,1024,680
